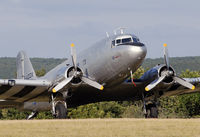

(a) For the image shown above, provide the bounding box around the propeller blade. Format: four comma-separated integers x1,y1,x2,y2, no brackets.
70,43,77,70
52,77,73,93
173,76,195,90
163,43,170,70
81,76,104,90
145,75,166,91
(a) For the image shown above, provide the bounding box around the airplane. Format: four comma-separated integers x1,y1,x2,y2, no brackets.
0,28,198,119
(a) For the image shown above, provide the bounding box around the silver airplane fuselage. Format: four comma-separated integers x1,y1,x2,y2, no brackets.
44,34,147,89
78,35,147,87
16,33,147,110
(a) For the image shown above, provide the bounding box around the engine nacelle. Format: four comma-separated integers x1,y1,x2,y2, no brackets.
55,66,83,88
141,64,175,85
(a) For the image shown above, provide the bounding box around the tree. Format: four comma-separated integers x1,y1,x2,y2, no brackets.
35,68,46,77
180,69,200,78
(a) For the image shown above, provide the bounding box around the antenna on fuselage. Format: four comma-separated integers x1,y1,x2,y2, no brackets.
106,32,110,38
114,27,127,35
114,30,117,35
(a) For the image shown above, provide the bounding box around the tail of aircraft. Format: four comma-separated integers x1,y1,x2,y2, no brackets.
16,51,37,79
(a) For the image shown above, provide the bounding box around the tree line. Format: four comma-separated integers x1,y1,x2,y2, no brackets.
1,56,200,78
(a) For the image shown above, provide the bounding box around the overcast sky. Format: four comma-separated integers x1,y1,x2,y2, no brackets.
0,0,200,58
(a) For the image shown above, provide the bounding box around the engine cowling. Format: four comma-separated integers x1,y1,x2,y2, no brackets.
141,64,175,85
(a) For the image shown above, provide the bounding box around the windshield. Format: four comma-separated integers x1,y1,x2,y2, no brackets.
122,38,132,43
133,37,139,42
112,35,142,47
115,37,133,46
116,39,121,44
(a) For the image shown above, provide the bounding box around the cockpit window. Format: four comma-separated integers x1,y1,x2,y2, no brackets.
116,39,121,44
112,40,115,46
133,37,139,42
122,38,132,43
111,35,142,47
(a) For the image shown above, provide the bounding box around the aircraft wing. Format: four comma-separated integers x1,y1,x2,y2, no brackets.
161,77,200,96
59,76,200,108
0,79,51,102
119,76,200,99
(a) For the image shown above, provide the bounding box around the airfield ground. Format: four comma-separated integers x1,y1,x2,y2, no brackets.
0,119,200,137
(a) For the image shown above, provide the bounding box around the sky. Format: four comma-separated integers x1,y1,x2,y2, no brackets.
0,0,200,58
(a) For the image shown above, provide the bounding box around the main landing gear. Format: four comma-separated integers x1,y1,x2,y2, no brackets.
144,101,158,118
51,94,67,119
142,94,159,118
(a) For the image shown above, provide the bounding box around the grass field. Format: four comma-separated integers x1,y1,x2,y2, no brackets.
0,119,200,137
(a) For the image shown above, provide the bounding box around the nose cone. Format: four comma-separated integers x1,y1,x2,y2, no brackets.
128,44,147,61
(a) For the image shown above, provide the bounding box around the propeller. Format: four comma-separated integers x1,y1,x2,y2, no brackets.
163,43,170,70
145,44,195,91
81,77,104,90
52,44,104,93
173,76,195,90
52,77,73,93
70,43,77,71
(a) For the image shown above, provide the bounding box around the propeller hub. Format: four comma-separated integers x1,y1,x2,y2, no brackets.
158,65,175,84
161,70,174,77
66,66,83,84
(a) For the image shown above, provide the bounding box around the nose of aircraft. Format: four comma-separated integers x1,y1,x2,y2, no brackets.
139,45,147,59
128,44,147,60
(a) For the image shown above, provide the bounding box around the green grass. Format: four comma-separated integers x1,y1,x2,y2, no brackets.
0,119,200,137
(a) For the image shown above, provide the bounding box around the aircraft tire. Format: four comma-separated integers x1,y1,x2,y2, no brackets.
150,106,158,118
145,104,158,118
55,102,67,119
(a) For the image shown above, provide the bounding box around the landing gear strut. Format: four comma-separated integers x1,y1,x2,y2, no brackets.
145,101,158,118
51,94,67,119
